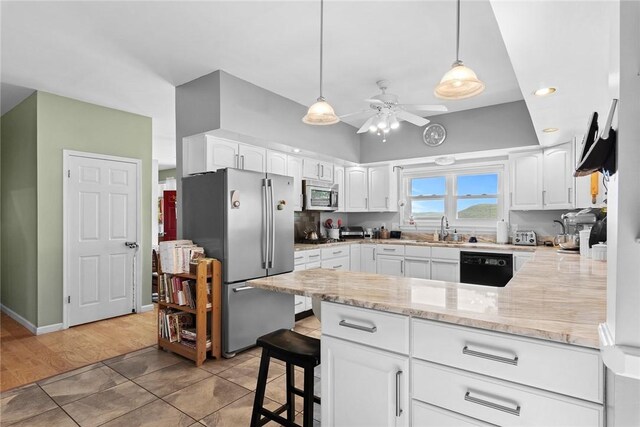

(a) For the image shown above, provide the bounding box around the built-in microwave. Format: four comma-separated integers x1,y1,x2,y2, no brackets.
302,180,338,211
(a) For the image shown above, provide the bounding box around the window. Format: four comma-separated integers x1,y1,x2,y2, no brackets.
402,165,504,227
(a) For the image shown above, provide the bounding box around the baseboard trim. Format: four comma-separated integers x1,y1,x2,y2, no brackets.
140,304,154,313
36,323,64,335
1,304,37,335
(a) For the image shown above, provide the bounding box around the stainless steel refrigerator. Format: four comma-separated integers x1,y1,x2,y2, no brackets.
182,168,295,356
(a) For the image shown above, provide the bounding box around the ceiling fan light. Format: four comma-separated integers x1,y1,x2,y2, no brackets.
377,117,389,129
390,115,400,129
435,62,485,100
302,98,340,125
369,124,378,132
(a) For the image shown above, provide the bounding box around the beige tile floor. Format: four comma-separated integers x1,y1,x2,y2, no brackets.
0,316,322,427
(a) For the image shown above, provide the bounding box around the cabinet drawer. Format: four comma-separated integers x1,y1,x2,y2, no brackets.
404,245,431,258
376,244,405,256
322,302,409,354
413,360,603,427
412,319,603,403
306,249,321,263
321,246,350,260
321,256,349,271
412,400,494,427
431,247,460,260
294,252,307,265
306,261,321,270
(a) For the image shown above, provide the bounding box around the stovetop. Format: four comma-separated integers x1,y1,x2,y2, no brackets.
296,238,346,245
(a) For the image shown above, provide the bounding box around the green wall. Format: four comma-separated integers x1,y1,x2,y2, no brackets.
36,92,152,326
158,168,176,182
1,93,39,325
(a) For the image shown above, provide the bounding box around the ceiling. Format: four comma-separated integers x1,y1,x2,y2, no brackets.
1,1,523,168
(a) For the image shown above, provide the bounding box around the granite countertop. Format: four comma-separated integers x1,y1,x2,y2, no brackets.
249,249,607,348
295,239,538,252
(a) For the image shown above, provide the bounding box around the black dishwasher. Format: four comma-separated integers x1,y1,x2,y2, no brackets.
460,251,513,287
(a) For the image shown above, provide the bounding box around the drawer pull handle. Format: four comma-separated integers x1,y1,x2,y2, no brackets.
339,320,377,333
233,286,254,293
309,254,320,258
333,251,342,255
383,248,396,251
462,346,518,365
295,256,304,260
395,370,403,417
333,265,343,269
464,391,521,417
295,301,304,306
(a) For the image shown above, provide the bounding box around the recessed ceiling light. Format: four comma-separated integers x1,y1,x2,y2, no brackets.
534,87,557,96
435,156,455,166
293,148,301,153
543,127,559,133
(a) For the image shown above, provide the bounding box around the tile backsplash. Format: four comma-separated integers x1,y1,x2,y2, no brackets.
294,211,320,240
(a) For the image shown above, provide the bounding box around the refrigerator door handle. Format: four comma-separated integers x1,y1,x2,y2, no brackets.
262,179,269,269
268,179,276,269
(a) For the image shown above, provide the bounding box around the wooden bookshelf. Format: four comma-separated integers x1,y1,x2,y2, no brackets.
157,258,222,366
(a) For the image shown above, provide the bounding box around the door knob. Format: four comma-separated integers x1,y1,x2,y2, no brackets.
125,242,139,249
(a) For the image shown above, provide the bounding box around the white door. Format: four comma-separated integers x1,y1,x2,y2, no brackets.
67,154,138,326
207,137,238,170
360,244,377,273
404,258,431,279
543,143,574,209
302,158,320,180
287,156,303,211
377,255,404,277
238,144,266,172
369,166,391,211
509,151,543,210
431,259,460,282
334,166,345,212
345,167,369,212
322,335,409,427
266,150,288,175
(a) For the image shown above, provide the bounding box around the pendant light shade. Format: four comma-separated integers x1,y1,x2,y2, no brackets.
303,0,339,125
434,0,485,100
303,97,340,125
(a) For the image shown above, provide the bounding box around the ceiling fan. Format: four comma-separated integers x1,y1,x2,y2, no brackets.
340,80,448,134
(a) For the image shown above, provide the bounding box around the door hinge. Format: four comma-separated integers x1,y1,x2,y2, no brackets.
67,169,70,178
67,296,71,303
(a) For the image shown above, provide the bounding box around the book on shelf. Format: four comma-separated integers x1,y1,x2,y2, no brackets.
158,309,195,343
158,240,206,274
180,328,212,350
159,274,212,309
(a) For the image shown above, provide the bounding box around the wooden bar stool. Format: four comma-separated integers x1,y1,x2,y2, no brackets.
250,329,321,427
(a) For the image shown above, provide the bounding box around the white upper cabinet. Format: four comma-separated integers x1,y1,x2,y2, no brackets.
287,156,303,211
182,135,208,175
302,158,333,182
208,138,239,170
369,165,397,211
509,150,543,210
543,142,574,209
345,167,369,212
266,150,288,175
238,144,266,173
334,166,345,212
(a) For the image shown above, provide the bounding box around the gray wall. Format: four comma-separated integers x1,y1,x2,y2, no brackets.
219,71,360,163
360,101,538,163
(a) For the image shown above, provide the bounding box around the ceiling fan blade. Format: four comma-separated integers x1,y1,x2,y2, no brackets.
357,116,376,134
339,109,373,120
364,98,385,105
400,104,448,112
396,110,430,127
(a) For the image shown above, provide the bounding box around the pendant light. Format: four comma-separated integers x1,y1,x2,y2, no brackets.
303,0,340,125
434,0,485,100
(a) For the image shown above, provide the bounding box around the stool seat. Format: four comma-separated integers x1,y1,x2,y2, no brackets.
257,329,320,366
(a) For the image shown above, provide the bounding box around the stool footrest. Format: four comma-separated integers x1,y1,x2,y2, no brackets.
290,386,321,404
256,407,299,427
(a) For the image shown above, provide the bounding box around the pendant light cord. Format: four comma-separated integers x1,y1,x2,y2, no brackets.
455,0,460,63
319,0,324,99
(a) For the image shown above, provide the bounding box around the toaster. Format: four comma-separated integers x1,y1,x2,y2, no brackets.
514,230,537,246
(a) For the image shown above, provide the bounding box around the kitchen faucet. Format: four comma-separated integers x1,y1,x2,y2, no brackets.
440,215,450,241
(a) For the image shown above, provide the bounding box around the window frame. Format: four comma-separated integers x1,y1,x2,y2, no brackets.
400,162,507,229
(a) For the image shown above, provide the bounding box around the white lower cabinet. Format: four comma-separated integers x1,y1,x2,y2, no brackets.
404,258,431,279
513,252,534,274
321,256,350,271
360,244,377,273
377,255,404,277
350,244,361,272
412,400,493,427
431,259,459,282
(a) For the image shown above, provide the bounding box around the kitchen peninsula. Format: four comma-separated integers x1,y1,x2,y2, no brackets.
249,247,607,426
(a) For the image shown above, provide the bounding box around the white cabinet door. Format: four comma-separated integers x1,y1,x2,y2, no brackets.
302,158,320,180
513,253,534,273
350,244,361,272
293,263,307,314
431,259,460,282
413,400,495,427
287,156,303,211
368,165,392,211
509,151,543,210
266,150,288,175
360,244,377,273
183,136,207,176
238,144,266,173
334,166,345,211
207,137,239,170
345,167,369,212
404,258,431,279
543,142,574,209
319,161,333,182
322,335,409,427
377,255,404,277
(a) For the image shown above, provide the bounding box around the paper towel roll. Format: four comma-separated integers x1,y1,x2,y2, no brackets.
497,220,509,244
579,229,591,258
